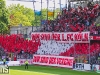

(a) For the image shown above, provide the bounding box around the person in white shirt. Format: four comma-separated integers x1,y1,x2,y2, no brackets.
9,57,11,61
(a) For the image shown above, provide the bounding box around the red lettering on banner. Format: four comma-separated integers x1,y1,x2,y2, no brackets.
34,34,40,40
40,57,49,63
20,61,23,63
70,34,73,41
84,33,89,41
57,34,60,41
67,34,73,41
32,34,40,40
40,34,45,40
40,34,51,40
33,56,40,62
77,33,82,41
52,34,56,40
57,58,66,65
63,59,67,65
64,59,73,66
66,34,70,41
68,59,73,66
74,34,77,41
45,34,50,40
57,58,63,65
62,34,65,41
40,57,44,63
49,57,56,64
31,34,36,41
33,55,74,68
74,33,82,41
31,32,89,42
52,34,60,41
63,58,68,65
57,58,73,66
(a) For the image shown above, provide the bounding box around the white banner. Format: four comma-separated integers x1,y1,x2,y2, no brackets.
0,61,20,66
33,55,74,68
74,63,91,71
95,65,100,71
31,32,90,43
17,59,33,65
7,61,20,66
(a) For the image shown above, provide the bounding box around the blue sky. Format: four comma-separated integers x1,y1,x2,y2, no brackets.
6,0,68,10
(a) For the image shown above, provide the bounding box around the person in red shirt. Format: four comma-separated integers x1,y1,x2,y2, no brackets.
14,56,17,61
73,59,76,69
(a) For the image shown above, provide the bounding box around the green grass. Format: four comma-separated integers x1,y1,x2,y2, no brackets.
6,65,100,75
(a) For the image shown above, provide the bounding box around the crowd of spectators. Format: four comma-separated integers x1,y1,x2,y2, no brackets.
0,47,6,58
0,32,99,64
0,34,40,54
40,2,100,35
36,40,74,55
0,34,100,63
0,2,100,64
0,34,100,56
60,41,100,64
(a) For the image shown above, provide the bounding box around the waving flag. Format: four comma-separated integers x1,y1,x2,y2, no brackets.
35,10,41,16
48,11,54,17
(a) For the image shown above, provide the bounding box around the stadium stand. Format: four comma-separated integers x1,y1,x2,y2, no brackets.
0,34,100,60
0,2,100,64
0,34,40,54
40,2,100,35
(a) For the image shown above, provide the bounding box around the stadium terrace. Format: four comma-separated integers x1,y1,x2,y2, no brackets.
0,0,100,75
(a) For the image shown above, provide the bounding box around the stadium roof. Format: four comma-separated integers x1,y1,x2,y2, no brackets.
69,0,91,2
7,0,91,1
7,0,34,2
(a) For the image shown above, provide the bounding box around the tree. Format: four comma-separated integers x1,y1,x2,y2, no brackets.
8,4,34,26
0,0,9,34
8,4,60,27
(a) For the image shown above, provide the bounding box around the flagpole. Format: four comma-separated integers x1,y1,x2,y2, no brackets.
74,41,75,58
32,1,38,31
65,0,68,9
40,0,42,29
47,0,49,20
46,0,49,32
59,0,61,13
89,36,91,64
53,0,55,19
68,0,70,11
32,1,35,32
